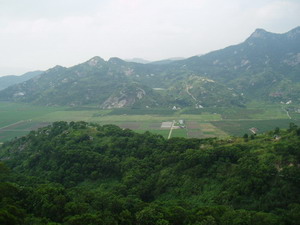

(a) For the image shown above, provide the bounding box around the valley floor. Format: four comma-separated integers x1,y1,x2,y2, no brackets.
0,101,300,142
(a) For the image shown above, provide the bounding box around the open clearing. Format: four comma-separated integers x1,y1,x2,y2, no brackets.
1,101,300,142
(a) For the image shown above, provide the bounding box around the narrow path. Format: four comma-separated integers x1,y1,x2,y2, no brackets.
282,107,291,119
0,120,25,130
185,82,197,101
0,129,31,132
168,120,175,139
286,111,291,119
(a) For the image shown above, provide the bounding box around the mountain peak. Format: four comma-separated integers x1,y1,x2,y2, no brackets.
247,26,300,41
288,26,300,32
249,28,269,39
108,57,126,64
86,56,105,66
286,26,300,39
47,65,65,72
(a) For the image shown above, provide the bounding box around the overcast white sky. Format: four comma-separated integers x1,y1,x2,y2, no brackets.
0,0,299,76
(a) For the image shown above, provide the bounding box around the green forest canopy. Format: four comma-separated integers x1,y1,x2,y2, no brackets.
0,121,300,224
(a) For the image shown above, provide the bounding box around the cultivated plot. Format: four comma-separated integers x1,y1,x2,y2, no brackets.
186,121,227,138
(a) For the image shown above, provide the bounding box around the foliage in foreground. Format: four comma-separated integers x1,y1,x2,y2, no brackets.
0,121,300,224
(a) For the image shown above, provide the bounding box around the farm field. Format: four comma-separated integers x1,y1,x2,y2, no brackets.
0,102,64,127
0,101,300,142
211,119,300,136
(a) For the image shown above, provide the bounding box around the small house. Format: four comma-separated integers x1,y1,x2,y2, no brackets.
249,127,258,134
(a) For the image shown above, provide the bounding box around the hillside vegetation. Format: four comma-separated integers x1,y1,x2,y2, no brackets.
0,27,299,108
1,121,300,224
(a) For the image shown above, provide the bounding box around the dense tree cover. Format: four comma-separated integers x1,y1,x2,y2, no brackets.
0,121,300,224
1,28,300,108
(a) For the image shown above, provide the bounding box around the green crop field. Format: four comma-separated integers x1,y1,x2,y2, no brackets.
171,128,188,138
212,119,300,136
0,102,64,127
1,101,299,142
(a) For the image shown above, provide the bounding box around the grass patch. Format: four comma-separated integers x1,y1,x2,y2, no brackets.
171,129,188,138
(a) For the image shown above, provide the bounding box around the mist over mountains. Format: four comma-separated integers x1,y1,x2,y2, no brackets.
0,26,299,108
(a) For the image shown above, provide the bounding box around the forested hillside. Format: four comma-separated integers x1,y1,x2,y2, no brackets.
1,121,300,224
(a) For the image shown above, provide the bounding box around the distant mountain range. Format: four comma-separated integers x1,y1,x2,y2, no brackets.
0,26,299,108
124,57,185,64
0,71,42,91
124,58,151,64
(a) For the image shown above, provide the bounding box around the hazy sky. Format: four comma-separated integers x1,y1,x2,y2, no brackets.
0,0,299,76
